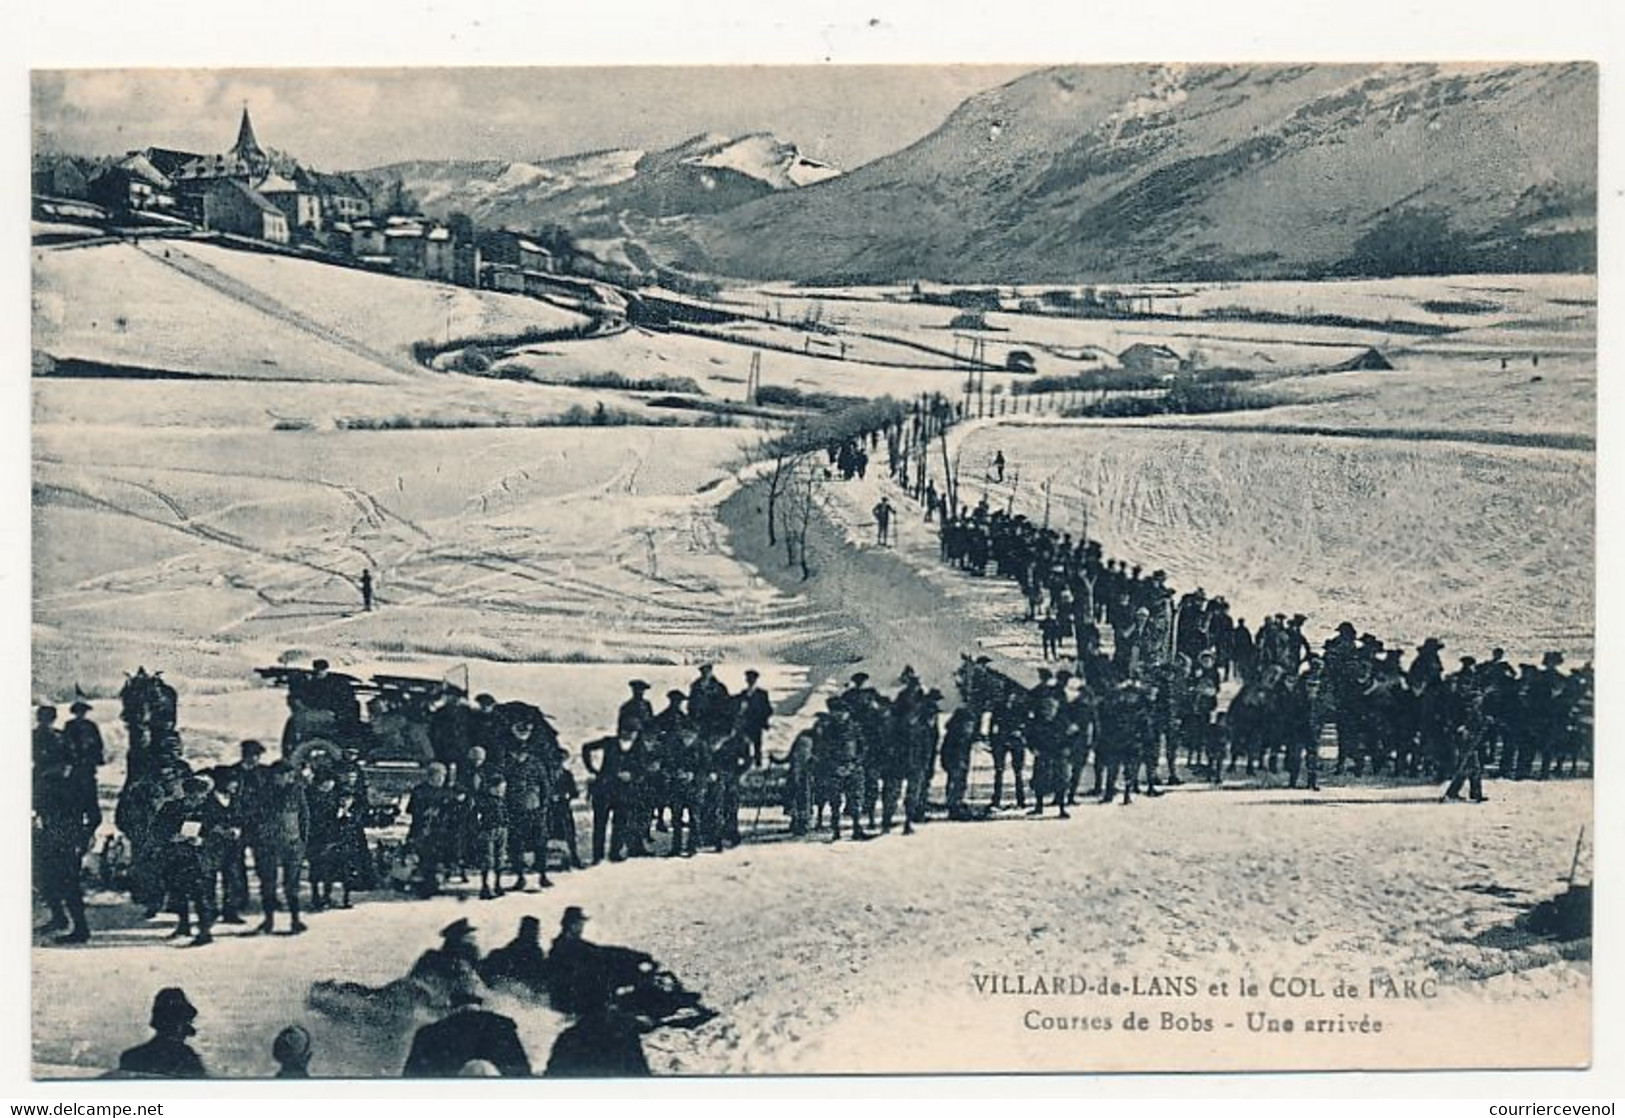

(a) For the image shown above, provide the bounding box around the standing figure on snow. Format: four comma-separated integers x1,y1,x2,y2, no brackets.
873,496,895,546
251,761,309,935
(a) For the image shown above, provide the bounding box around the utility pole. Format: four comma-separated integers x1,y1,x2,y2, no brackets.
746,351,762,405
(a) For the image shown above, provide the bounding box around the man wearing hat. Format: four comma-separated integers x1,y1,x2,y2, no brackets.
411,917,485,993
404,968,531,1078
480,915,551,995
738,670,773,768
546,906,658,1016
687,664,732,742
118,988,207,1078
63,700,105,773
617,680,655,741
581,725,648,864
250,760,310,934
153,774,226,946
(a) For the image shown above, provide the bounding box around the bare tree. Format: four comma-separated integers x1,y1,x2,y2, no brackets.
782,459,819,581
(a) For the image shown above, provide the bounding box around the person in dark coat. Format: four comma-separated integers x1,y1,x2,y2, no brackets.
687,665,731,740
616,680,655,741
543,991,651,1078
479,915,550,996
153,775,226,945
63,700,105,771
250,761,309,934
403,973,531,1078
117,988,207,1079
33,705,64,771
411,918,483,993
34,756,98,942
738,670,773,767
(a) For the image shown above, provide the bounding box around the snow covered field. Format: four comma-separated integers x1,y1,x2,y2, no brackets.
29,246,1594,1076
32,779,1590,1077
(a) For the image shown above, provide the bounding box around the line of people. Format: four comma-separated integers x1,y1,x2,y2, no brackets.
871,432,1594,789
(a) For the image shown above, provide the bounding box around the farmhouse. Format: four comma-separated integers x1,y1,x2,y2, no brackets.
87,153,178,216
257,170,323,232
196,178,290,244
32,155,90,201
1118,342,1184,375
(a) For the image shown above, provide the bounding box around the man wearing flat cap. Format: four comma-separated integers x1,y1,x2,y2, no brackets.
617,680,655,741
687,664,731,741
738,670,773,768
117,988,207,1078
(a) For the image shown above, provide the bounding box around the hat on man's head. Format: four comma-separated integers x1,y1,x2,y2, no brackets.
666,689,686,703
475,693,496,706
628,680,650,691
183,775,214,796
561,906,589,926
36,705,56,721
744,669,760,681
69,700,92,715
1543,651,1565,667
850,672,869,686
150,988,198,1034
312,659,330,671
441,918,476,941
240,740,266,756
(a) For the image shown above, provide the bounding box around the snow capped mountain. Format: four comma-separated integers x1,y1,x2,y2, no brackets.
683,62,1597,283
356,133,839,231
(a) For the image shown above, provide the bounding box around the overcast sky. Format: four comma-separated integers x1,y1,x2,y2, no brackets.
32,66,1036,171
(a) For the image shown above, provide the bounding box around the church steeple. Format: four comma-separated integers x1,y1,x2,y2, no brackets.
231,104,265,163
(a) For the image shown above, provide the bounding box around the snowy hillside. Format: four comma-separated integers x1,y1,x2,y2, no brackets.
687,62,1597,282
31,240,591,382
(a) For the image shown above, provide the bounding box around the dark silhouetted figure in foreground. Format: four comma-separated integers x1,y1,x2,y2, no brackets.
272,1025,312,1078
403,972,531,1078
117,988,207,1079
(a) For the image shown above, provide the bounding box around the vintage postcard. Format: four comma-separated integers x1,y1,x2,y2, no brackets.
29,61,1595,1080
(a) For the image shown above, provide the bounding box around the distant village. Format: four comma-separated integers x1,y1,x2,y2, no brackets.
31,107,598,296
